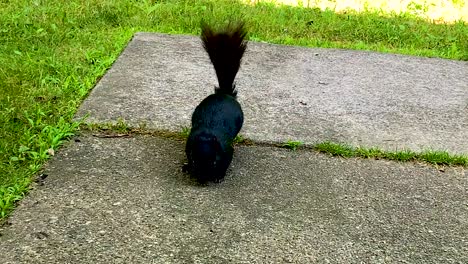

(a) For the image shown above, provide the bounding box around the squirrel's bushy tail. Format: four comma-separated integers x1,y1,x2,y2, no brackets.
201,21,247,97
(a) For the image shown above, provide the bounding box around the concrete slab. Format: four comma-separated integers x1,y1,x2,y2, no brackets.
76,32,468,154
1,134,467,263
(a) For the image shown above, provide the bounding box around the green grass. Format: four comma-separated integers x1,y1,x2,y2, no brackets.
0,0,467,219
315,142,468,166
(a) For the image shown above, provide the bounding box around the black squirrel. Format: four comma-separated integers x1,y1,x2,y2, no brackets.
184,21,248,183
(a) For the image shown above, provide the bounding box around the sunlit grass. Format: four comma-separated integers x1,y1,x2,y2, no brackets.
251,0,468,23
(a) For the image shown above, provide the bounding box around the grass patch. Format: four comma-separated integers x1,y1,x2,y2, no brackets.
1,0,467,218
315,141,468,166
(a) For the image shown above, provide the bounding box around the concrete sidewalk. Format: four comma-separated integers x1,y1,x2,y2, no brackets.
1,33,467,263
77,32,468,154
1,134,467,263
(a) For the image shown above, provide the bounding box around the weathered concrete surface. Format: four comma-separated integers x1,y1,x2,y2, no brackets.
1,134,467,263
76,32,468,154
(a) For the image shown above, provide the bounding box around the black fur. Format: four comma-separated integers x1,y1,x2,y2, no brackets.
185,21,247,183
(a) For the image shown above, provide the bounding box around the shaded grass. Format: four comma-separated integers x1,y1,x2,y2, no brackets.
315,141,468,166
1,0,467,218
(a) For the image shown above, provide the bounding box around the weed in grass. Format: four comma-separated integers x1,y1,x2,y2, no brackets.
114,118,131,133
384,150,417,162
355,147,384,159
452,155,468,167
233,135,246,144
282,140,303,151
181,126,191,138
81,118,130,133
420,151,450,165
315,141,354,157
81,122,102,132
419,151,468,166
